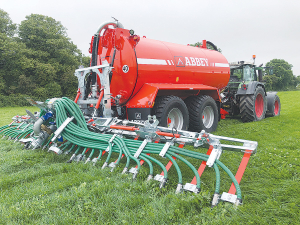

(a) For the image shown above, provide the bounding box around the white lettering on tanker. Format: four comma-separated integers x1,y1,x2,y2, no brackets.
184,57,208,67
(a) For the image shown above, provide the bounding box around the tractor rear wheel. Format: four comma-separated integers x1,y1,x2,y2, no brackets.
185,95,218,133
240,86,266,122
152,95,189,130
266,94,281,117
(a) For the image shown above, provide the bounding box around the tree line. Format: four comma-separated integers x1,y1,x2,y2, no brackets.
264,59,300,91
0,9,90,106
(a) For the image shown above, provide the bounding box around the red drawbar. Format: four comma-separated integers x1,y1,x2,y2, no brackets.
191,145,213,184
228,151,252,194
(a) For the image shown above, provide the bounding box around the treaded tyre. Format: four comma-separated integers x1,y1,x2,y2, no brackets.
152,95,189,130
185,95,218,133
240,86,266,122
266,94,281,117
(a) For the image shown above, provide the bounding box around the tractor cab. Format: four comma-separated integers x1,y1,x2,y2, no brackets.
229,61,257,88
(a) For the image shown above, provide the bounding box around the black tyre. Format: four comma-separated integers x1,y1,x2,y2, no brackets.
152,96,189,130
240,86,266,122
266,94,281,117
185,95,219,133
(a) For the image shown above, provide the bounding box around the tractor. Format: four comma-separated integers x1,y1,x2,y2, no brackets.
220,56,281,122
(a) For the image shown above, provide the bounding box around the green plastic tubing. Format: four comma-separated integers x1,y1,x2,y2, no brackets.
49,97,241,198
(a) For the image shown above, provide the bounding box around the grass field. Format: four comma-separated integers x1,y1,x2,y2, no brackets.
0,91,299,224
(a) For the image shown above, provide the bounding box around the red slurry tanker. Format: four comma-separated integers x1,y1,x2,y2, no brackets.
75,20,280,132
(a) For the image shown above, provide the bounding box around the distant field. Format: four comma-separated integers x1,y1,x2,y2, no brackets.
0,91,299,224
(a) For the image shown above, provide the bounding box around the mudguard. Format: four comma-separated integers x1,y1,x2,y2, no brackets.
236,81,266,96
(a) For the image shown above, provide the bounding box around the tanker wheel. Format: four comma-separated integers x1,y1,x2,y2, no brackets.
240,86,266,122
185,95,218,133
266,94,281,117
152,96,189,130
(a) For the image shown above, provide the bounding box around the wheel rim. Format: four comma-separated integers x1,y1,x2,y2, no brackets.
167,108,184,129
274,100,279,115
255,94,264,118
202,106,214,129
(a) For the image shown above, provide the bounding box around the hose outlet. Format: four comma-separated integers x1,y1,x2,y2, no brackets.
211,192,220,207
102,162,108,169
92,158,99,166
132,171,138,180
75,154,83,162
175,183,183,194
147,174,153,181
122,167,128,174
64,150,70,155
109,162,116,172
85,157,91,164
67,153,76,163
235,198,242,206
159,178,167,188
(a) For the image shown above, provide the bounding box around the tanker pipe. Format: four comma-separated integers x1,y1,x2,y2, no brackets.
33,118,44,137
96,21,124,35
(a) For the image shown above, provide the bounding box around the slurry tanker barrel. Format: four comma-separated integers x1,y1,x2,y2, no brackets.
83,21,231,132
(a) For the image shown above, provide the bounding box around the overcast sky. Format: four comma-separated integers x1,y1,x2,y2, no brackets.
2,0,300,75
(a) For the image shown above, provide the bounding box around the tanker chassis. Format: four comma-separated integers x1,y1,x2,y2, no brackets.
75,20,280,133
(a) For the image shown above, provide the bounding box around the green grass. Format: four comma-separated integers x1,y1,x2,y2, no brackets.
0,92,299,224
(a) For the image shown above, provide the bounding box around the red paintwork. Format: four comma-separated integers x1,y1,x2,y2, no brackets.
126,83,219,108
95,89,104,110
109,125,139,131
74,90,81,103
160,143,184,176
96,27,230,108
274,100,279,115
220,108,229,119
191,145,213,185
228,151,252,194
255,93,264,118
156,131,180,138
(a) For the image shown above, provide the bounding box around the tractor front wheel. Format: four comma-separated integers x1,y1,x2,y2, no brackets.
240,86,266,122
152,96,189,130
